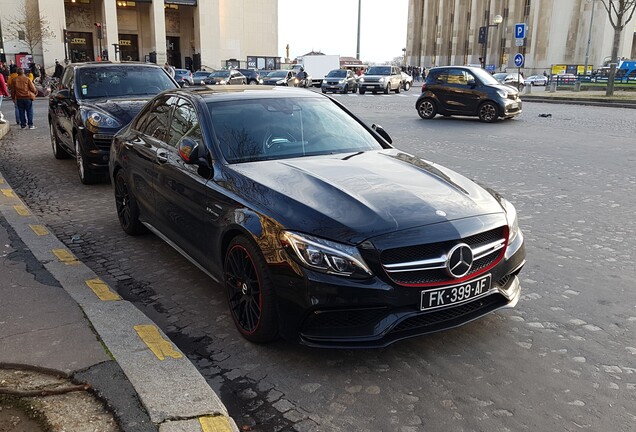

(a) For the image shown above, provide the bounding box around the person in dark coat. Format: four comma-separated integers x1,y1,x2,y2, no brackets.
53,60,64,79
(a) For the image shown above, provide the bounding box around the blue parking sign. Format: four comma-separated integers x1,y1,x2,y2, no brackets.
515,23,526,39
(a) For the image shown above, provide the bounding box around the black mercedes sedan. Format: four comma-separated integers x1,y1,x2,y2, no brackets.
48,62,178,184
109,86,525,348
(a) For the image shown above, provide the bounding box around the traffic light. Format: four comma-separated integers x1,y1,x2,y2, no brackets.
94,22,103,40
478,26,487,44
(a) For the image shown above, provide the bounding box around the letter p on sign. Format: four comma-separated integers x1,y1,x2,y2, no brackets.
515,23,526,39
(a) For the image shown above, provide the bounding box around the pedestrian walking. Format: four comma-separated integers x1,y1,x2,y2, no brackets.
53,60,64,79
9,68,37,129
163,62,175,78
0,72,9,124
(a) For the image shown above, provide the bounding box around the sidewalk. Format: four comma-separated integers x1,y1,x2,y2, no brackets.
0,121,238,432
521,87,636,108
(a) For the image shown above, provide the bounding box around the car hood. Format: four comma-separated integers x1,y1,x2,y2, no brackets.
83,97,153,126
225,149,504,244
487,83,520,96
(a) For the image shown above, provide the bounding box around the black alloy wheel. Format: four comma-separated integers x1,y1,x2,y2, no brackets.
114,170,147,235
224,235,278,343
75,135,99,185
417,99,437,119
50,120,69,159
478,101,499,123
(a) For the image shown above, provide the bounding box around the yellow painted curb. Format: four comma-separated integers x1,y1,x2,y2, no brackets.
134,324,183,361
13,205,31,216
1,189,16,198
86,278,121,301
52,248,80,265
29,224,49,236
0,178,5,184
199,416,233,432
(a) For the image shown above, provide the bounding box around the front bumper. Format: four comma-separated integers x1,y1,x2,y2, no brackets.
78,128,115,171
321,82,347,92
270,221,526,348
501,98,523,118
359,82,387,91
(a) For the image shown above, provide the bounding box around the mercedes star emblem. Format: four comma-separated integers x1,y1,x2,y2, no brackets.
446,243,474,278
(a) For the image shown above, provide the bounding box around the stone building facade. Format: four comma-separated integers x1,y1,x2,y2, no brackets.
0,0,279,73
406,0,636,74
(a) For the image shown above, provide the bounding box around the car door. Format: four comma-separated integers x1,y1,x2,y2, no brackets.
442,69,478,114
53,67,75,149
126,96,177,222
153,97,211,266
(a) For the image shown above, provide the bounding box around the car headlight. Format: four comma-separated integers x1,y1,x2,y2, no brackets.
379,77,386,83
359,77,365,83
501,198,520,242
281,231,373,278
82,109,121,132
339,79,345,84
276,80,284,84
258,79,263,84
219,80,227,85
497,89,508,98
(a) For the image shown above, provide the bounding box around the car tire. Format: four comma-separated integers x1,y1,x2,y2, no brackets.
384,83,390,94
404,81,411,91
478,101,499,123
249,80,257,85
182,81,189,87
50,121,69,159
114,170,147,236
395,84,401,94
75,135,100,185
225,235,279,343
359,88,366,94
341,85,348,94
352,85,357,94
416,99,437,119
321,89,327,93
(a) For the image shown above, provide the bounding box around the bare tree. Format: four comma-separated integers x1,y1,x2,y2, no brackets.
600,0,636,96
6,1,56,56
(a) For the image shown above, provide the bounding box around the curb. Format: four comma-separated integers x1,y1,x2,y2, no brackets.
0,123,238,432
522,95,636,109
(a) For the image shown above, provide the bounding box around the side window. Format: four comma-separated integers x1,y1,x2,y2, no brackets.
60,67,73,90
447,69,467,85
138,96,177,141
167,99,200,148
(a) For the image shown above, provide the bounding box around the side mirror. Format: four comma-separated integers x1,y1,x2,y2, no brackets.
178,137,201,164
56,89,70,100
372,124,392,144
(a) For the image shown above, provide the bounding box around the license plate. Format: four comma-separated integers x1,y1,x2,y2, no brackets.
420,274,491,311
509,102,518,109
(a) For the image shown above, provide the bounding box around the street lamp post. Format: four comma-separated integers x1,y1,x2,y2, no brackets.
479,14,503,70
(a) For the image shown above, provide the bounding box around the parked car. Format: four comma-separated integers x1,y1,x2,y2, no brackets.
202,70,247,85
401,71,414,91
416,66,522,122
525,75,548,86
493,72,525,90
358,65,403,94
48,62,179,184
236,68,263,85
109,86,526,347
321,69,358,94
174,68,194,87
261,70,298,86
192,70,215,85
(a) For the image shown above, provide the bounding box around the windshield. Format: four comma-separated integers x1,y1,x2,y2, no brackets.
76,66,177,99
210,71,230,78
193,71,210,77
366,66,391,75
208,97,383,163
327,70,346,78
268,71,287,78
472,68,500,85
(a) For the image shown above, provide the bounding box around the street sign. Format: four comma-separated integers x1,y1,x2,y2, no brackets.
515,23,526,39
514,53,524,67
515,38,524,47
485,64,496,72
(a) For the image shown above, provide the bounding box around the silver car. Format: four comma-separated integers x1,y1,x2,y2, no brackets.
358,65,403,94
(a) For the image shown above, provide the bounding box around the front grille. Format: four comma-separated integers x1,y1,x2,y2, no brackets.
92,136,114,151
381,227,505,286
304,307,387,332
390,295,505,334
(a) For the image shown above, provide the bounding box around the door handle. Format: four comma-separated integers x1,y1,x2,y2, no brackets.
124,137,145,149
156,150,168,163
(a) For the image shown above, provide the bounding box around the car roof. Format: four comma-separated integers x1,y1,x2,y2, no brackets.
68,61,161,69
171,85,324,103
429,65,483,73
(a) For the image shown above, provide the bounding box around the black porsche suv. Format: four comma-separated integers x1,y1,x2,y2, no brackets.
48,62,178,184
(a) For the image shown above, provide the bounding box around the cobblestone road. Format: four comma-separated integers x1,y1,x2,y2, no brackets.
1,94,634,432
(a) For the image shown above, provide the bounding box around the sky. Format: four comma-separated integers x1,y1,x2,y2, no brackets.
278,0,409,64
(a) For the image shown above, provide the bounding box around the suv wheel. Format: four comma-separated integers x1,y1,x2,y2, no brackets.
384,83,391,94
417,99,437,119
50,121,69,159
394,83,401,94
75,135,99,184
478,101,499,123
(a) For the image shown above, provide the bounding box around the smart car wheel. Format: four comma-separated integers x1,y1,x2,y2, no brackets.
478,101,499,123
114,170,147,235
75,135,99,184
225,235,278,343
417,99,437,119
50,121,69,159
